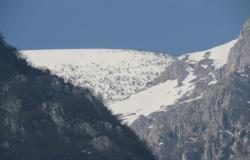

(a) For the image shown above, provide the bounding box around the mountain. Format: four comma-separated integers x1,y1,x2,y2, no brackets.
20,19,250,160
21,38,237,125
0,36,155,160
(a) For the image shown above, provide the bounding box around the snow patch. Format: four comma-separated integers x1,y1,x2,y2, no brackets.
159,142,164,145
180,94,203,104
179,39,238,69
148,125,154,129
208,73,218,85
201,64,208,69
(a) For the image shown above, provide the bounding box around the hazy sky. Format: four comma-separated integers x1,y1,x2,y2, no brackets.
0,0,250,55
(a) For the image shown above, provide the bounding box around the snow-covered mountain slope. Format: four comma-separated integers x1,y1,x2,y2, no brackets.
21,39,237,125
110,67,197,124
110,39,238,124
21,49,173,103
131,20,250,160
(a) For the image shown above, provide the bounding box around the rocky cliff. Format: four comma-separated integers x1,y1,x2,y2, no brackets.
131,19,250,160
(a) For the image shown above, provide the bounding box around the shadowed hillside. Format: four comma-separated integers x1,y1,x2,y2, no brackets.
0,35,155,160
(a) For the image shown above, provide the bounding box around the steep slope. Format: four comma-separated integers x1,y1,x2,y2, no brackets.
131,19,250,160
0,37,155,160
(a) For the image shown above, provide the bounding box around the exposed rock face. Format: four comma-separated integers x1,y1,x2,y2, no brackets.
131,19,250,160
227,19,250,73
148,60,189,87
132,73,250,160
0,37,155,160
92,136,116,151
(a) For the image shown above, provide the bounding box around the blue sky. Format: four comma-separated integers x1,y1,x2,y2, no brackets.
0,0,250,55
